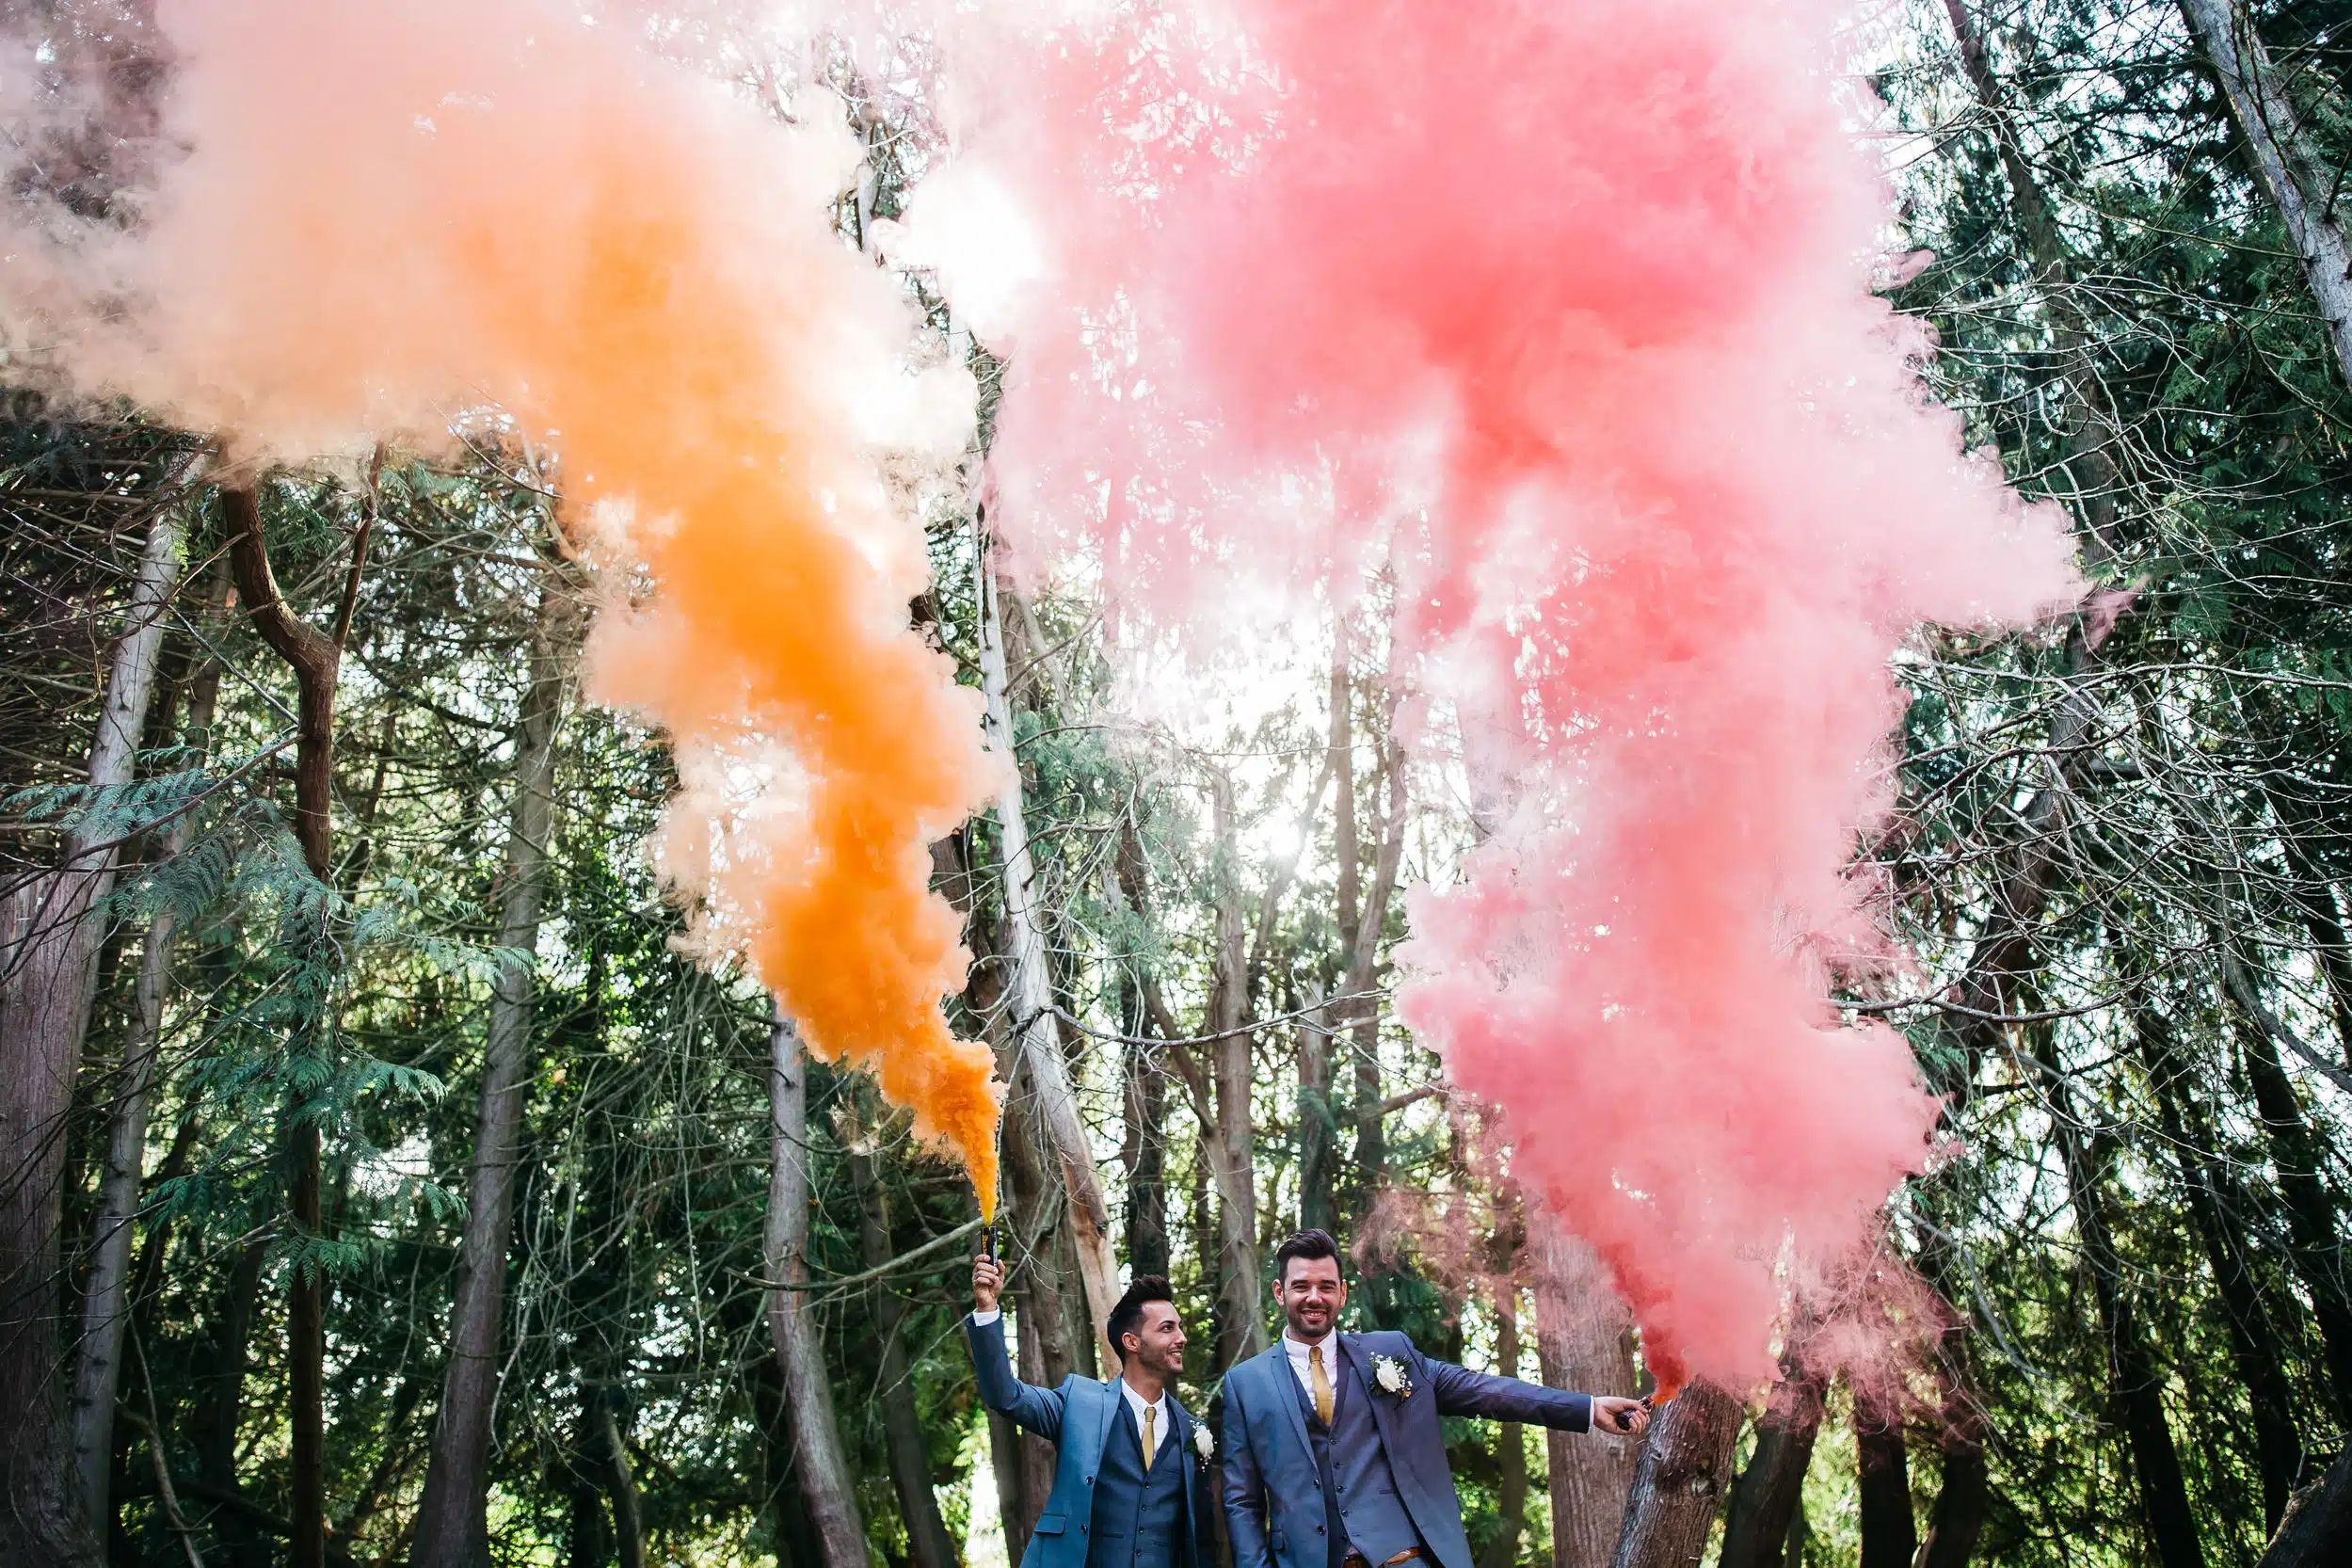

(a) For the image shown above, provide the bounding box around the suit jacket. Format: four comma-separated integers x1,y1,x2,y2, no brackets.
968,1314,1211,1568
1219,1330,1593,1568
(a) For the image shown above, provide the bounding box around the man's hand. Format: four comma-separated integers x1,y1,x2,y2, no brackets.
1593,1397,1650,1439
973,1252,1003,1314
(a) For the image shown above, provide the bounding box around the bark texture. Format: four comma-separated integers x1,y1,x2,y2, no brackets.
2260,1446,2352,1568
1852,1396,1917,1568
408,579,577,1568
2179,0,2352,391
225,478,371,1568
69,557,226,1537
1530,1224,1640,1568
975,528,1119,1344
1718,1361,1824,1568
848,1127,960,1568
1207,771,1264,1368
764,1013,866,1568
1608,1380,1743,1568
1,490,189,1568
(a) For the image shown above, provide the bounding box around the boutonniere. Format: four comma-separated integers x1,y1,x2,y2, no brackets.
1369,1352,1415,1401
1193,1423,1215,1461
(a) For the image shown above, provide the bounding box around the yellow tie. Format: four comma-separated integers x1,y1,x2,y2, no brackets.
1141,1405,1156,1471
1309,1344,1335,1427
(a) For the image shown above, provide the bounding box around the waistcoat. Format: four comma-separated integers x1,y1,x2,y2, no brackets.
1086,1400,1190,1568
1291,1347,1420,1568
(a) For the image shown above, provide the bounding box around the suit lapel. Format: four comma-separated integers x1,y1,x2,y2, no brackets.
1339,1335,1402,1464
1093,1378,1121,1469
1264,1343,1313,1464
1168,1396,1197,1544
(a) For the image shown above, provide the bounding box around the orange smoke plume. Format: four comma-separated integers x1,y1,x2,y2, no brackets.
2,0,1002,1202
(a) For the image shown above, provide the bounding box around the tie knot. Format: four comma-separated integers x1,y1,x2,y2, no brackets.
1310,1345,1324,1367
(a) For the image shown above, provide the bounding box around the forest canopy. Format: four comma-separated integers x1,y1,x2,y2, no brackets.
7,3,2352,1568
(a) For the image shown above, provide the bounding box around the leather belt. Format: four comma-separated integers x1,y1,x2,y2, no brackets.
1342,1552,1421,1568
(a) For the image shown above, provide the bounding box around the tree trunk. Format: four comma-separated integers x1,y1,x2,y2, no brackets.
1910,1240,1991,1568
2272,824,2352,1068
1297,977,1335,1236
408,579,577,1568
1208,770,1264,1368
1531,1223,1640,1568
1480,1282,1528,1568
1114,811,1174,1275
764,1013,866,1568
2179,0,2352,391
70,558,227,1539
1347,731,1405,1231
596,1391,646,1568
848,1130,961,1568
1941,0,2123,552
975,525,1118,1346
194,1238,270,1568
1,488,189,1568
2040,1032,2205,1568
1718,1359,1824,1568
224,477,374,1568
1608,1380,1742,1568
2228,968,2352,1425
2260,1447,2352,1568
1852,1395,1917,1568
2137,1011,2303,1529
1924,0,2135,1110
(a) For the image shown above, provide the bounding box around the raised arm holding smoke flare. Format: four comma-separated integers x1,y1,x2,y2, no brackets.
1220,1231,1647,1568
968,1254,1212,1568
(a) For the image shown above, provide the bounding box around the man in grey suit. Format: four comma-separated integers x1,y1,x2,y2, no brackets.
1222,1230,1649,1568
968,1253,1211,1568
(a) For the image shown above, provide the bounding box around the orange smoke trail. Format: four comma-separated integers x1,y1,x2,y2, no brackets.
5,0,1003,1203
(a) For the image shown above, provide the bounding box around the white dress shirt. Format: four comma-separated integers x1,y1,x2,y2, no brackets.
1119,1375,1172,1457
1282,1328,1338,1400
973,1308,1170,1456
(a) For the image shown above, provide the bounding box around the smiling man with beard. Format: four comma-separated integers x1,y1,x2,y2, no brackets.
968,1256,1212,1568
1221,1230,1649,1568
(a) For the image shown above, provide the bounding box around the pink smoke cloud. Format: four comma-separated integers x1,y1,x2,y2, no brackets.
943,0,2079,1388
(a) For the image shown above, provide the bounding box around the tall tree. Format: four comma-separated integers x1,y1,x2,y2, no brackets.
1207,769,1264,1367
1719,1352,1825,1568
2178,0,2352,389
846,1112,962,1568
223,473,374,1568
1608,1381,1742,1568
0,465,192,1568
408,568,579,1568
69,556,230,1537
764,1012,866,1568
2038,1029,2205,1568
975,523,1119,1344
1531,1221,1639,1568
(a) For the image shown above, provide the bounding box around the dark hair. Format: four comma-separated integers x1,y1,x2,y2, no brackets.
1273,1229,1343,1284
1107,1274,1176,1362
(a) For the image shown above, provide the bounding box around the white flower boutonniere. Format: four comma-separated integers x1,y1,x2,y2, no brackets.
1369,1352,1414,1401
1193,1424,1215,1461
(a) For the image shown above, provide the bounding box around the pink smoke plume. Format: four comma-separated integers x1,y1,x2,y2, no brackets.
1,0,1008,1203
936,0,2079,1389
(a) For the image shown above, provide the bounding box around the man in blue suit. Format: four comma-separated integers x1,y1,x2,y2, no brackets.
1222,1230,1649,1568
968,1253,1211,1568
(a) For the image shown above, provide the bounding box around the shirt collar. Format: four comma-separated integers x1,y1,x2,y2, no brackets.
1117,1374,1167,1416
